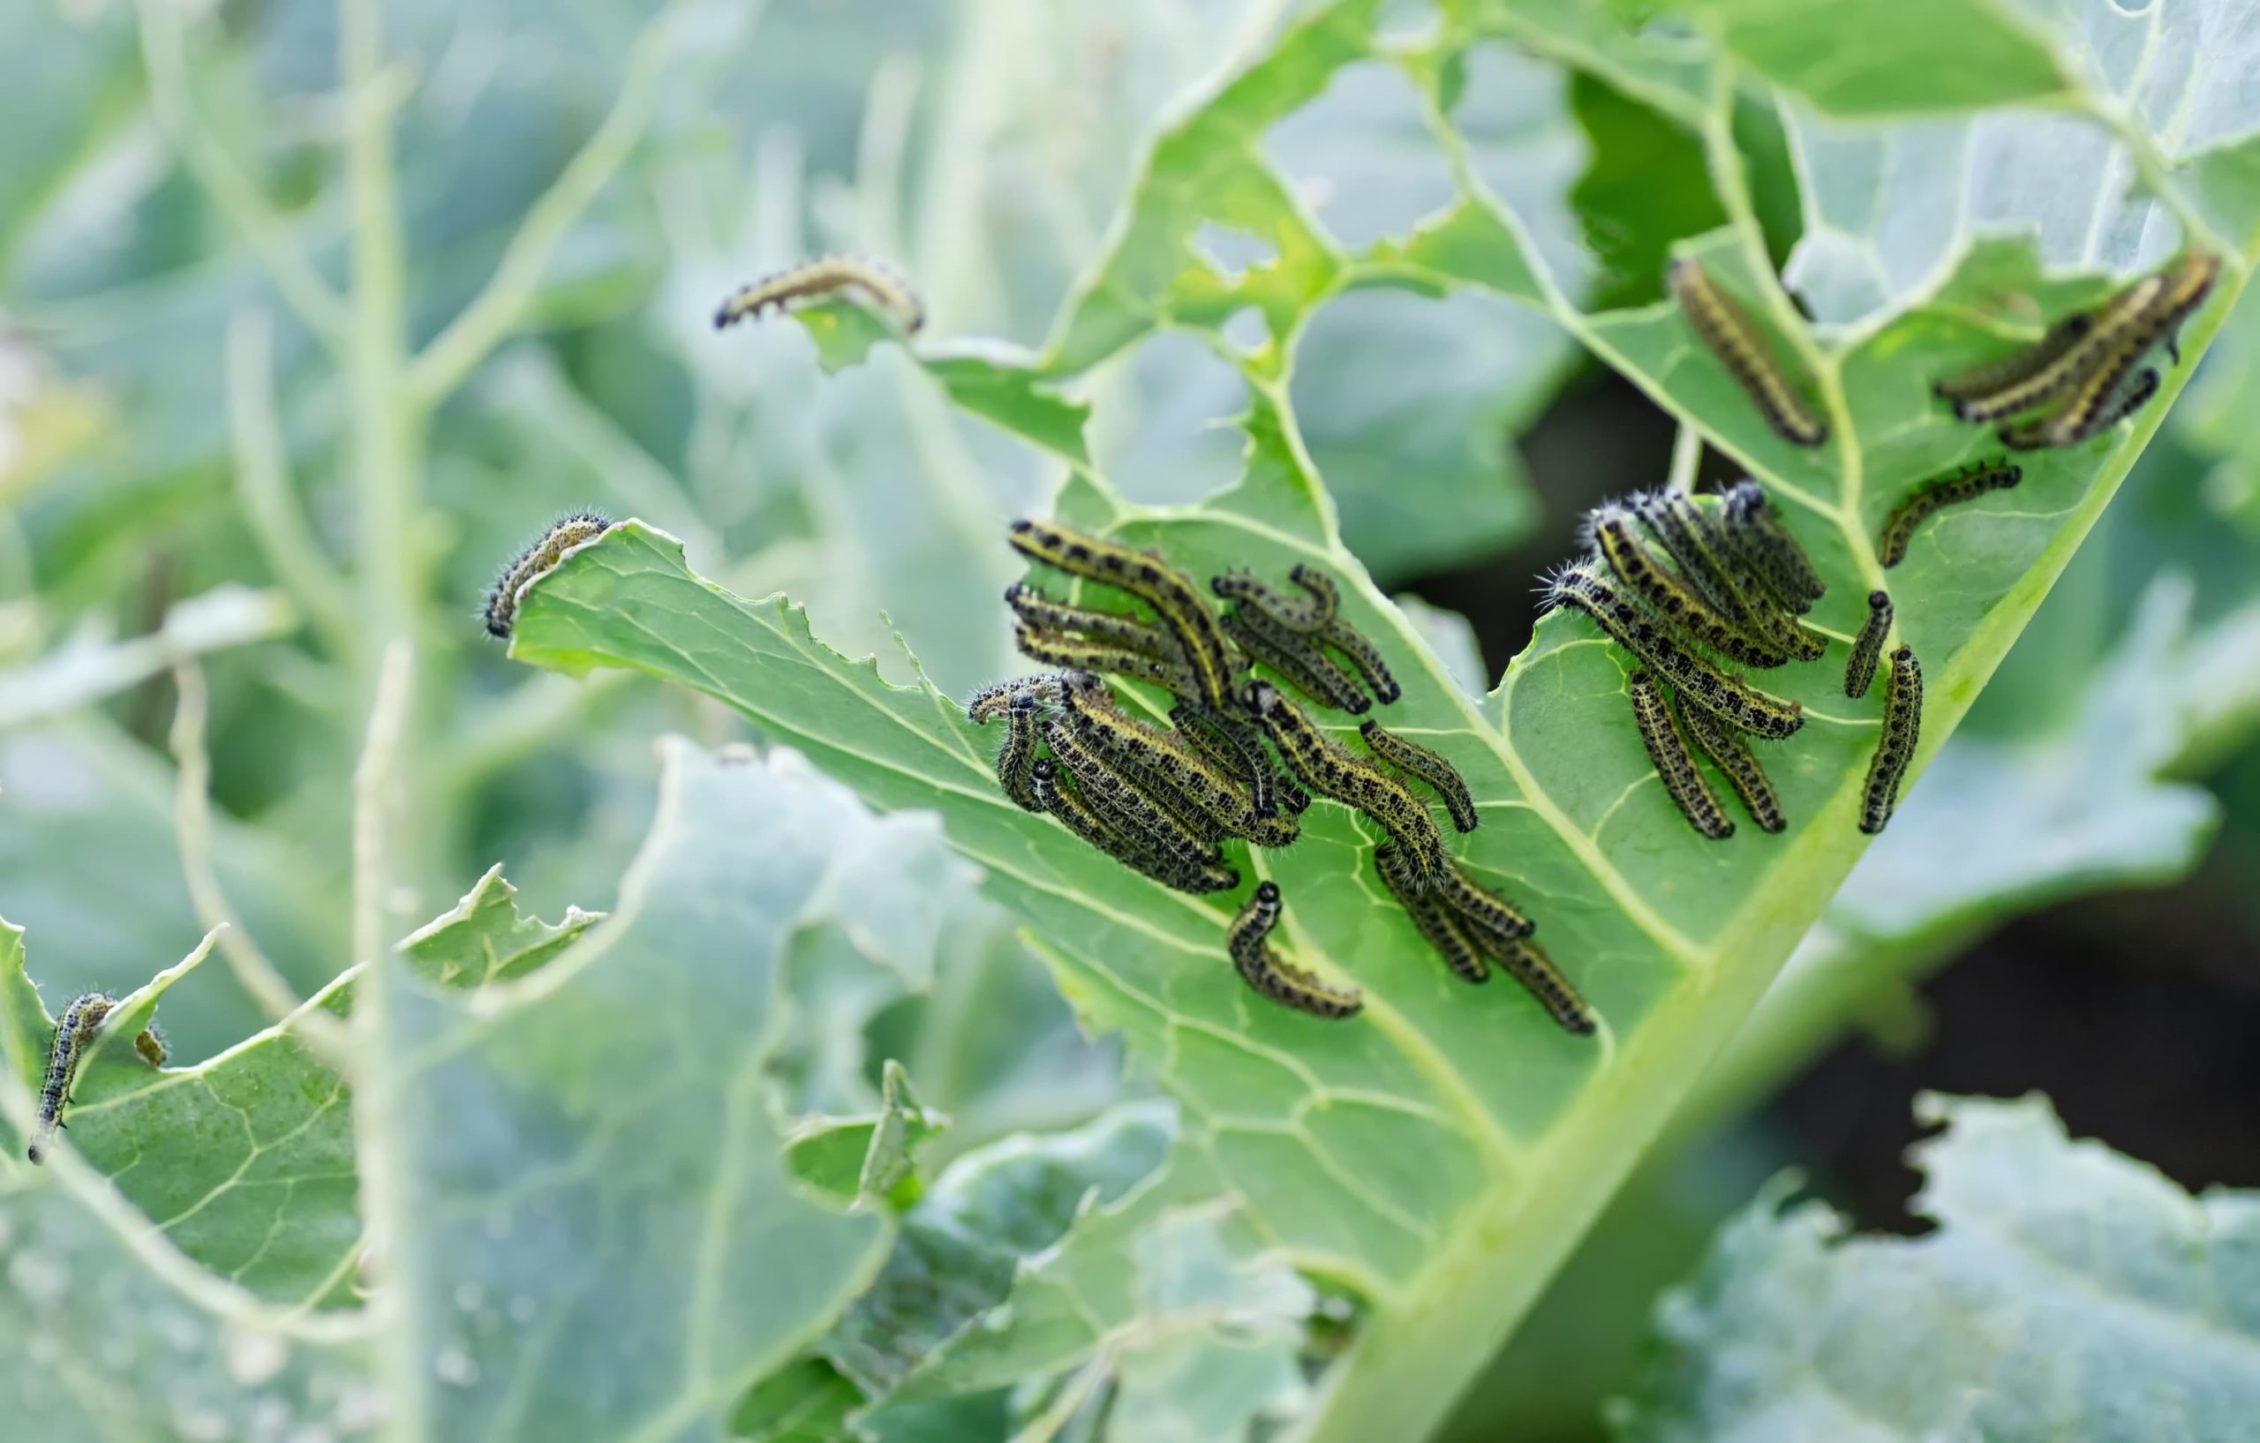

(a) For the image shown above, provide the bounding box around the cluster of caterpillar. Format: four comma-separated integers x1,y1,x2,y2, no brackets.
969,518,1591,1034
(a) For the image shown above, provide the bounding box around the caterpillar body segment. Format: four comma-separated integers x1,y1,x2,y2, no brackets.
1228,883,1363,1019
1358,721,1479,833
1875,461,2022,569
1007,519,1240,710
1679,696,1787,834
1374,844,1488,983
1543,564,1804,739
1668,259,1828,448
1844,591,1892,699
1860,644,1925,835
1627,669,1735,840
713,256,925,333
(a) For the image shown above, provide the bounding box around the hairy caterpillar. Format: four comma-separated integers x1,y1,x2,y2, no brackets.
1722,481,1826,615
1211,568,1336,633
1668,259,1828,448
967,673,1069,724
1029,757,1239,895
1544,564,1804,739
1221,606,1371,714
712,256,925,334
1172,703,1303,820
484,512,611,640
1374,844,1487,983
1246,682,1449,886
1228,882,1363,1020
1844,591,1892,699
1436,865,1536,945
1875,460,2022,569
29,994,120,1164
1936,312,2112,424
1627,490,1825,661
1062,677,1296,847
1044,715,1227,862
1315,614,1402,706
1588,505,1791,669
995,692,1046,813
1004,583,1183,659
1014,626,1200,698
1627,669,1734,840
1679,695,1786,834
1490,935,1597,1037
1359,721,1478,833
1007,519,1240,710
1859,644,1924,835
2003,357,2165,450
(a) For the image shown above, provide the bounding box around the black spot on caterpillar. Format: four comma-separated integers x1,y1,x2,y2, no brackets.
1543,563,1804,740
1228,882,1362,1020
1489,935,1597,1037
1844,591,1892,699
1374,844,1487,984
1062,676,1297,847
713,256,925,334
30,993,115,1164
1211,567,1335,633
1679,694,1786,834
1933,311,2096,416
1172,702,1300,820
1359,721,1478,833
1627,669,1734,841
1030,757,1239,895
1221,606,1371,714
1668,258,1828,448
484,513,611,640
1015,626,1199,699
1007,519,1240,711
1859,644,1924,835
1247,681,1450,886
968,674,1070,724
1588,504,1791,669
1043,714,1228,862
1875,460,2022,569
996,692,1045,813
1005,583,1183,660
1721,481,1826,616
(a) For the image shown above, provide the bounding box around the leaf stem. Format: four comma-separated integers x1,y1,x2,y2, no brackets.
227,312,358,658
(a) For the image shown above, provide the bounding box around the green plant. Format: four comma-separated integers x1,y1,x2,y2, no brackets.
4,0,2260,1440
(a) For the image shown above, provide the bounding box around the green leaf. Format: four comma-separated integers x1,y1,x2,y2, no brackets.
355,739,947,1439
397,863,604,988
498,1,2258,1436
786,1060,949,1210
1615,1093,2260,1441
1695,0,2068,116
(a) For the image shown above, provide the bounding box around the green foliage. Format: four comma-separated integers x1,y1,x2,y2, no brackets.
1616,1094,2260,1441
4,0,2260,1439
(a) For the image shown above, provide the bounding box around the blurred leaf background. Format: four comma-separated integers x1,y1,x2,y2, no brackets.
2,0,2258,1439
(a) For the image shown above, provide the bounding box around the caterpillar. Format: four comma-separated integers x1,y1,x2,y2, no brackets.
1044,715,1228,860
967,673,1069,724
1722,481,1826,615
1211,568,1336,633
1436,864,1536,945
1004,583,1183,659
1245,682,1450,886
1359,721,1479,833
1627,668,1735,840
1679,695,1786,834
996,692,1046,812
1221,606,1372,714
1489,935,1597,1037
1374,844,1487,983
1844,591,1892,698
1062,677,1296,847
713,256,925,334
484,513,611,640
1875,460,2022,569
1172,703,1303,820
1007,519,1240,711
1933,311,2097,416
29,993,115,1164
2015,255,2205,447
1544,564,1804,739
1014,626,1200,698
1030,756,1239,895
1228,882,1363,1020
1668,258,1828,448
1859,643,1924,835
1588,505,1791,669
1315,615,1402,706
1629,490,1826,661
134,1026,168,1069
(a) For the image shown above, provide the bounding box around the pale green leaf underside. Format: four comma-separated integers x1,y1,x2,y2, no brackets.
1618,1093,2260,1442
